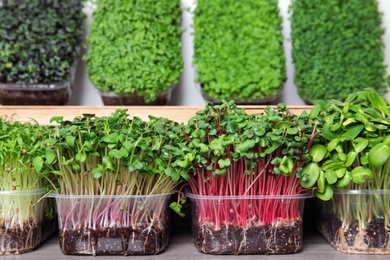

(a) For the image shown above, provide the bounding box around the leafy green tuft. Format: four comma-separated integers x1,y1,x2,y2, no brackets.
193,0,286,102
84,0,183,103
290,0,386,102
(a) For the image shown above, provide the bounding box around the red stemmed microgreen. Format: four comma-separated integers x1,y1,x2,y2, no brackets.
174,100,320,228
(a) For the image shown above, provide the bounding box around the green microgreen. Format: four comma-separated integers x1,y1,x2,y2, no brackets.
307,88,390,230
290,0,387,102
84,0,183,103
43,109,189,196
40,109,189,231
0,0,85,84
193,0,286,102
175,100,319,228
0,117,55,234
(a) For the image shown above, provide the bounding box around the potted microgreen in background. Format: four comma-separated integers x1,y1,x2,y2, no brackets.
173,100,319,254
40,109,190,255
0,0,85,105
0,118,56,254
290,0,387,103
306,88,390,254
193,0,286,105
84,0,183,105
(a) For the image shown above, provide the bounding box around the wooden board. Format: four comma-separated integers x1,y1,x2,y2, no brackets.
0,106,313,124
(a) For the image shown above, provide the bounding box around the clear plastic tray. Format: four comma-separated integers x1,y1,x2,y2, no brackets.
316,189,390,254
0,82,71,105
0,188,56,254
49,193,173,256
186,192,313,255
195,82,281,105
99,85,176,106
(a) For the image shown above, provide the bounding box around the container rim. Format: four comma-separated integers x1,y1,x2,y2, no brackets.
334,189,390,195
184,191,314,200
0,188,46,196
0,82,71,90
99,84,177,97
47,191,174,199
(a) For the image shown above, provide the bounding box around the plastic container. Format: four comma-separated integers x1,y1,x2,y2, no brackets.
0,188,57,255
0,82,72,105
186,192,313,255
99,85,176,106
195,83,281,105
50,193,173,256
316,189,390,254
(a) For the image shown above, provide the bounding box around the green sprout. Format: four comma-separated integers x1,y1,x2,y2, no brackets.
306,88,390,232
84,0,183,103
193,0,286,102
175,100,320,227
0,0,85,84
41,109,190,242
0,117,55,253
290,0,386,102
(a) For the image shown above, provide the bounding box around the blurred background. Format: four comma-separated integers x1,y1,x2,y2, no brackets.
69,0,390,106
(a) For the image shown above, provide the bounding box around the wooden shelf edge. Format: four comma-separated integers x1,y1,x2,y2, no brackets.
0,105,313,124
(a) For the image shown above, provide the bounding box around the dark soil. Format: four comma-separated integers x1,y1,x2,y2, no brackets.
0,82,71,105
0,217,56,254
317,213,390,254
192,220,303,255
100,89,172,106
200,83,281,105
59,224,170,255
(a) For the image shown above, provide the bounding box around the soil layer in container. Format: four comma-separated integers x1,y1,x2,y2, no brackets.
192,220,303,255
0,82,71,105
59,224,170,255
100,86,174,106
0,217,57,255
317,213,390,254
198,83,281,105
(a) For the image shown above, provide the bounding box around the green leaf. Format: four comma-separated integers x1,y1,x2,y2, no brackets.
170,202,185,217
165,167,173,177
368,143,390,168
360,153,369,165
314,184,333,201
300,163,320,188
66,135,75,147
32,157,44,172
50,116,63,124
91,165,103,179
52,170,63,176
75,152,87,163
317,171,326,193
322,160,345,171
109,149,123,159
335,171,352,188
45,150,57,164
327,138,340,152
335,167,346,178
218,158,231,168
236,139,256,153
309,144,328,162
352,138,369,153
72,164,81,171
351,166,373,184
100,133,118,144
341,125,364,140
345,151,357,167
324,171,337,185
367,89,387,111
322,129,337,140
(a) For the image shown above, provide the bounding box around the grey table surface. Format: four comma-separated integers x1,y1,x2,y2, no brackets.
6,224,389,260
